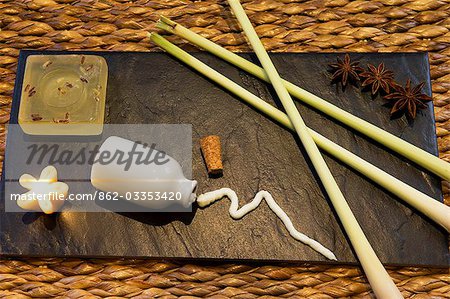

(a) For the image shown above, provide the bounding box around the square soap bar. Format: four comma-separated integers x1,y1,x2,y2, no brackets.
18,54,108,135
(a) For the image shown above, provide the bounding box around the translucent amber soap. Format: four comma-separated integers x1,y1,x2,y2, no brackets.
18,54,108,135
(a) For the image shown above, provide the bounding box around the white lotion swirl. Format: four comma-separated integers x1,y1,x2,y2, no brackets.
197,188,337,260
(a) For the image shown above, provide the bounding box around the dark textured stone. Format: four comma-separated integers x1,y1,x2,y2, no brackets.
0,50,448,266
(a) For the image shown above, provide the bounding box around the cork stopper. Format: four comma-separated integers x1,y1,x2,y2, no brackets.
200,135,223,177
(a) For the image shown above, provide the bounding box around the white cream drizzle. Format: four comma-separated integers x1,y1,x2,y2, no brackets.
196,188,337,261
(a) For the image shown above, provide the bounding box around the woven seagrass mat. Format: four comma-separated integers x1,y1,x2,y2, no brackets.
0,0,449,298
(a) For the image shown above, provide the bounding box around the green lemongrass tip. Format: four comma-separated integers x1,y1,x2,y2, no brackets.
150,33,450,232
157,16,450,182
159,15,176,27
151,31,402,298
156,16,176,33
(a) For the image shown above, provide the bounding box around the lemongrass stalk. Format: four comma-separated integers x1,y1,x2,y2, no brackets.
150,34,450,233
151,32,402,299
157,16,450,182
227,2,402,297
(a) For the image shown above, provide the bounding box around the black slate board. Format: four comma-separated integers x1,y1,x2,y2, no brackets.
1,50,448,266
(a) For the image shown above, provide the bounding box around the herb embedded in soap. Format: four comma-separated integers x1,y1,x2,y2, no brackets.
53,112,70,124
42,60,53,69
28,86,36,97
31,113,42,121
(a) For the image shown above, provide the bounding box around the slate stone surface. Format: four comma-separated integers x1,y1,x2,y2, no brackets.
1,50,448,266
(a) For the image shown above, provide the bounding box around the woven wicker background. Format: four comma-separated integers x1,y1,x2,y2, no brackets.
0,0,449,298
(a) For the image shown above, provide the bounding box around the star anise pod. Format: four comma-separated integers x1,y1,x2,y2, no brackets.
329,54,364,88
383,79,432,120
360,63,395,95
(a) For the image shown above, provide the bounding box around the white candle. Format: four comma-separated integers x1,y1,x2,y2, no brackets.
18,165,68,214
